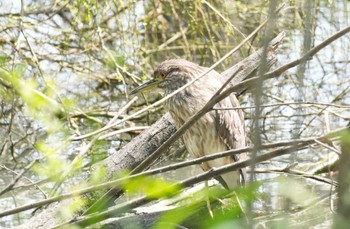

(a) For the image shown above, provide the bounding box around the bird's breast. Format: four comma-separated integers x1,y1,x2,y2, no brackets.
168,106,232,169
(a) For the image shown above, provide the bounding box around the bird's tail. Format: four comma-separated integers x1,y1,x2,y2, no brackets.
217,170,241,190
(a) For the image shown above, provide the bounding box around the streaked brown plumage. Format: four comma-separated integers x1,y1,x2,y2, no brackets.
130,59,247,189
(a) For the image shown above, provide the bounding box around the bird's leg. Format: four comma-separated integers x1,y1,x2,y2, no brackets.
205,180,214,218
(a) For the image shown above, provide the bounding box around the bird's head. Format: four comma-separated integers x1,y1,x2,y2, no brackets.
129,59,204,95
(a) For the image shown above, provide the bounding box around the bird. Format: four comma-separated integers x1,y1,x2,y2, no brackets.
129,59,247,189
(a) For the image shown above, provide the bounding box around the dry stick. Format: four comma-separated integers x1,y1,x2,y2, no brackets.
253,168,337,186
70,96,139,140
0,158,42,196
98,126,149,140
0,126,346,219
314,139,341,155
298,83,350,136
59,128,347,228
202,0,254,50
250,0,279,190
265,25,350,79
11,174,53,191
20,3,70,109
254,191,333,223
228,26,350,97
143,128,343,174
213,102,350,110
259,94,348,120
213,101,349,122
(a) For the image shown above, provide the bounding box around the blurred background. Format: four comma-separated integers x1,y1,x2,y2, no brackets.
0,0,349,228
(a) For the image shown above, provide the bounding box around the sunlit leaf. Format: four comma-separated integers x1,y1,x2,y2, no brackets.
121,175,180,199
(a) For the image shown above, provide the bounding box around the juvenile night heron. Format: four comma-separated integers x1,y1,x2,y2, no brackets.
130,59,247,189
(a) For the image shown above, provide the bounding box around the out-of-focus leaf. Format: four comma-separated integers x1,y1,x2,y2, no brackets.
103,50,126,70
121,175,181,199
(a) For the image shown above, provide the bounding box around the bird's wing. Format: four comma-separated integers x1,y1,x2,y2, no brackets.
215,93,247,184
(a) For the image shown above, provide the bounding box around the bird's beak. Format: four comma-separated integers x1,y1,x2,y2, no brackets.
129,79,160,95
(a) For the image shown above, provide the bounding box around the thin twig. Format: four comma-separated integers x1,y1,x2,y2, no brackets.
252,167,338,186
212,101,350,110
264,25,350,79
70,96,138,140
0,158,42,196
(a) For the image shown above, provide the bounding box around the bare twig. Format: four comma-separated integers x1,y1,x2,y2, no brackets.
70,96,138,140
0,158,42,196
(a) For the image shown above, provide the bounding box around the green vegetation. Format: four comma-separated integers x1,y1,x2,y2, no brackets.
0,0,349,228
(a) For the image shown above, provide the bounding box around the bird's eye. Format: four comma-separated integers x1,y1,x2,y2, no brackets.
160,73,166,78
